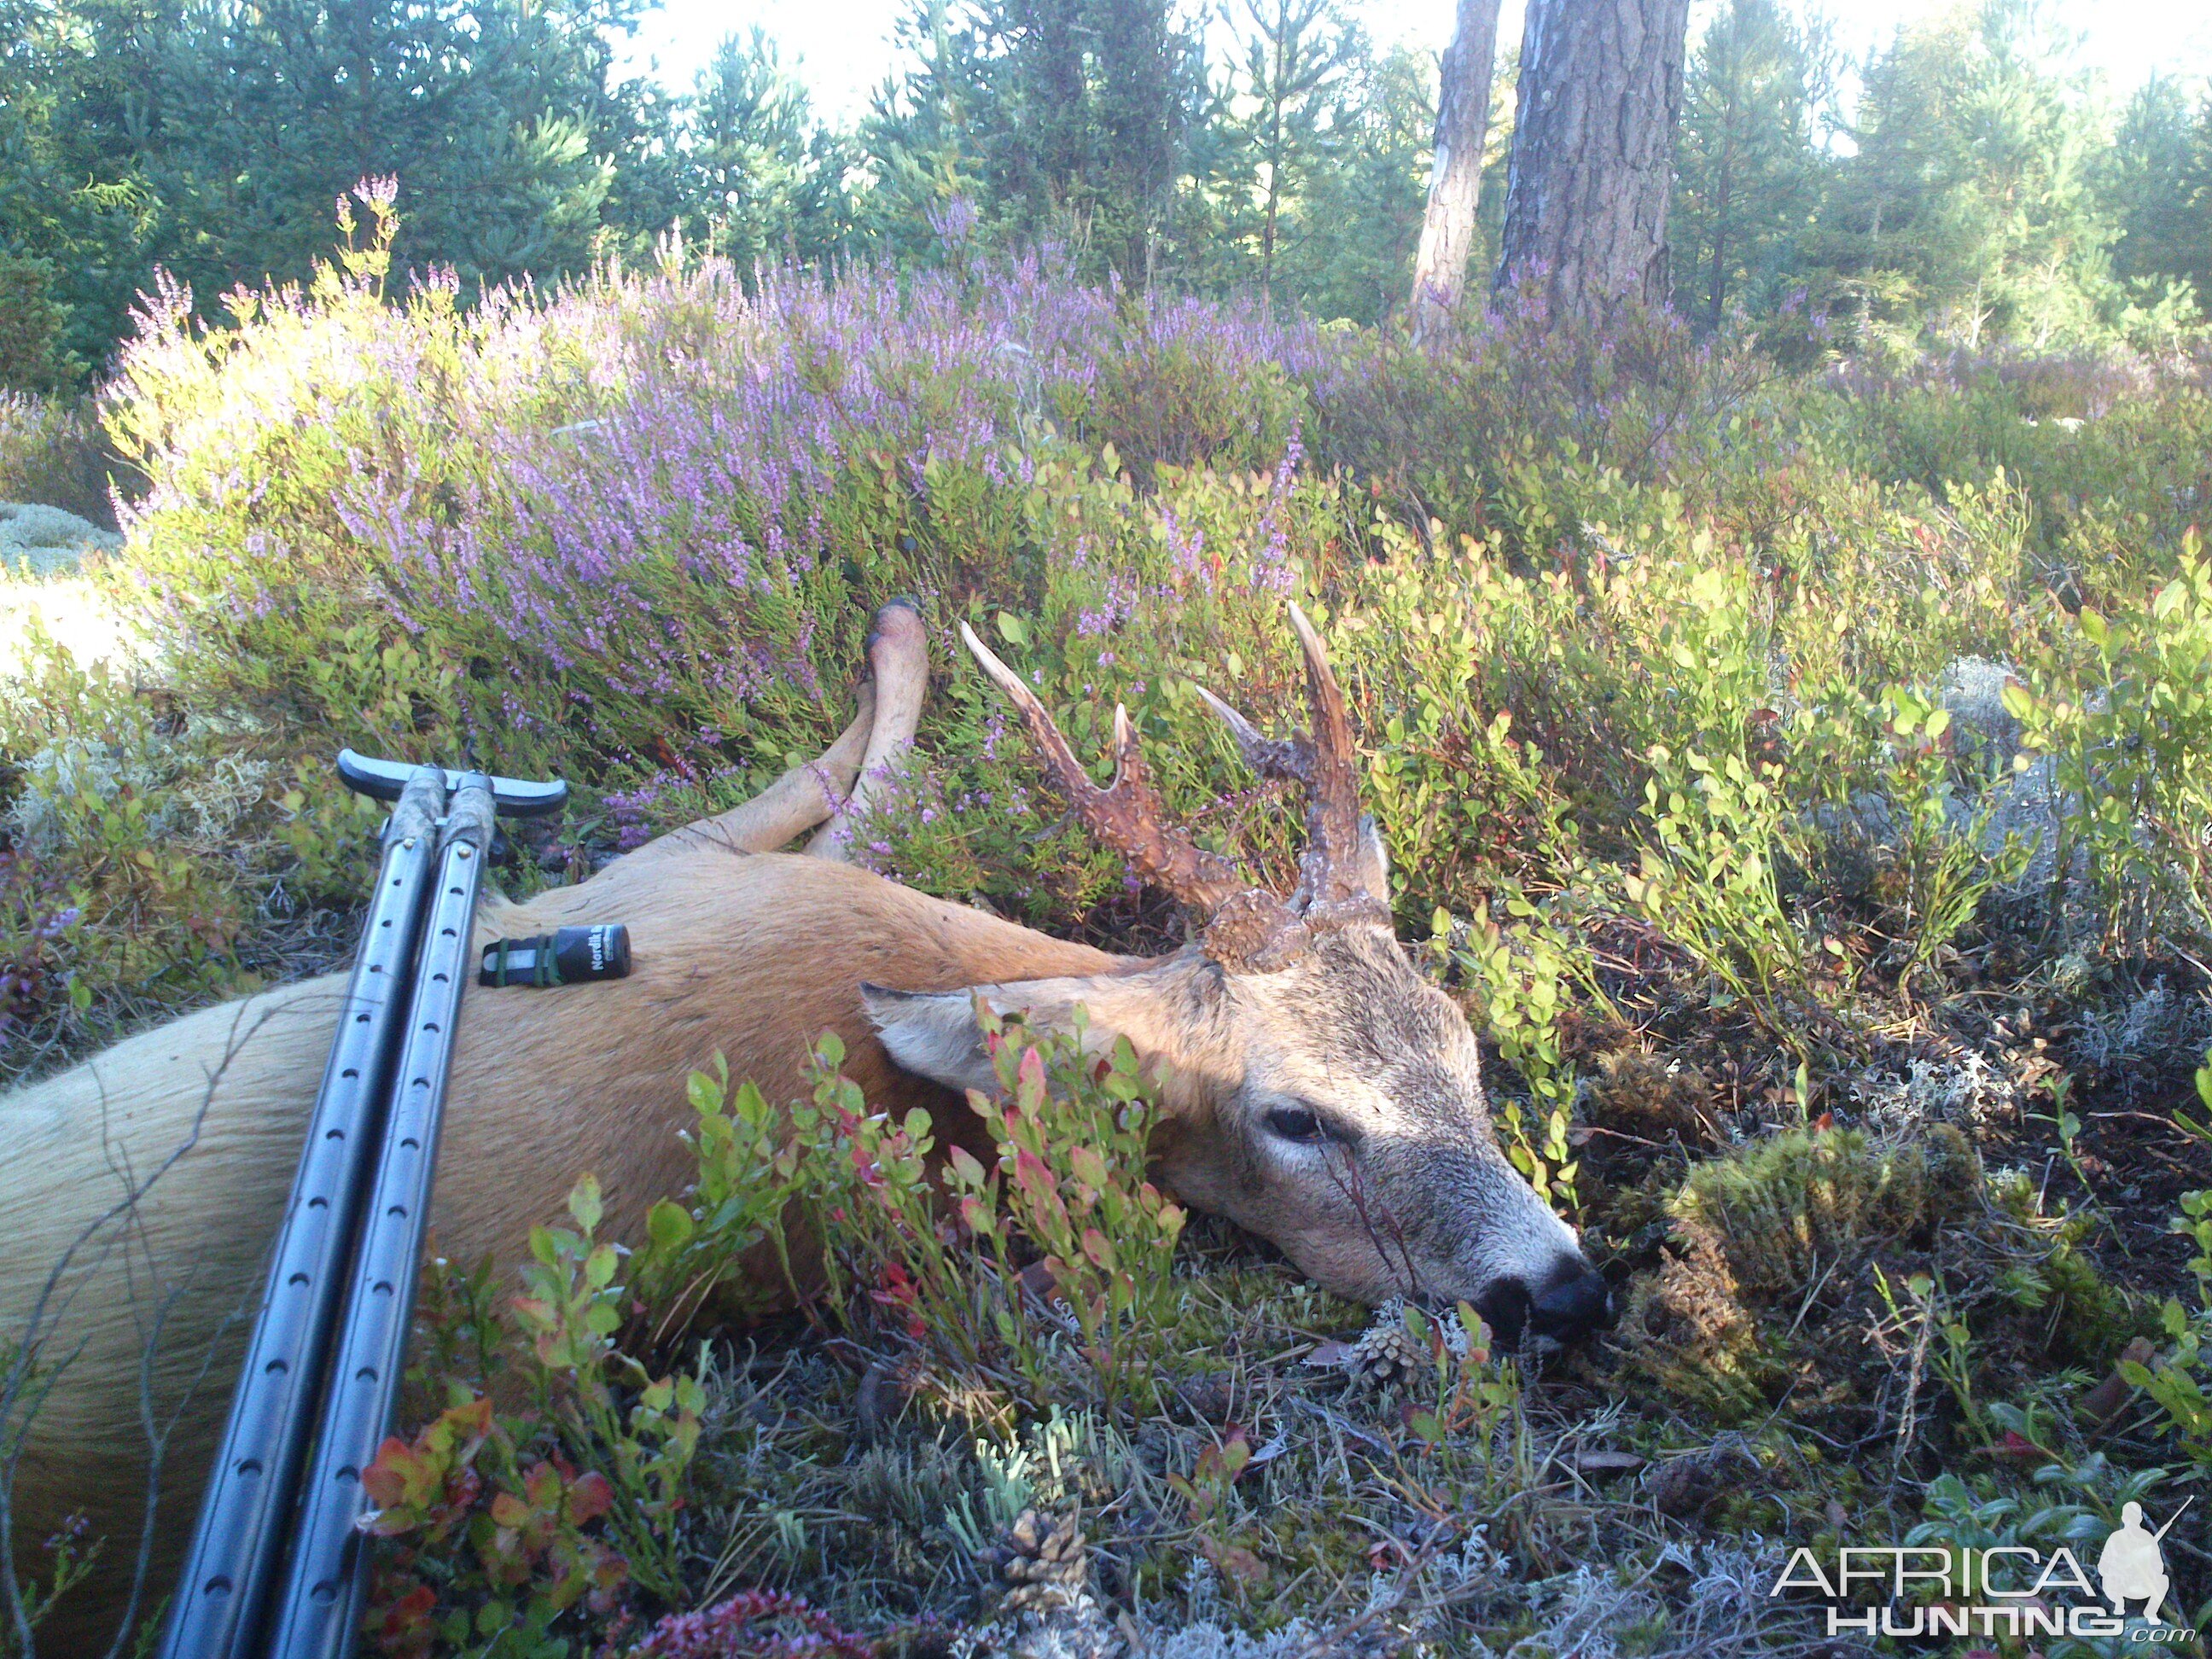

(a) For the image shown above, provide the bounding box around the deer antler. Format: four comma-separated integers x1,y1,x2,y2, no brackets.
962,622,1318,969
1199,603,1388,928
1193,685,1312,781
963,622,1246,911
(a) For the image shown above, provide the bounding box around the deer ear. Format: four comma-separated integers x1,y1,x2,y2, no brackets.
861,967,1227,1107
859,984,1002,1097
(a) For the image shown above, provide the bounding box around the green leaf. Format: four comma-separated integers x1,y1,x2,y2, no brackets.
686,1069,725,1117
584,1243,618,1289
567,1175,603,1236
732,1079,773,1128
646,1198,693,1250
995,610,1029,646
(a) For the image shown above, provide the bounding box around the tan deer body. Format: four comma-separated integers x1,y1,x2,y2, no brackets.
2,602,1606,1653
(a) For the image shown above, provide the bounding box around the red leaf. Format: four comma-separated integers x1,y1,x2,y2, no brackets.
567,1470,614,1525
360,1438,418,1511
1993,1430,2052,1464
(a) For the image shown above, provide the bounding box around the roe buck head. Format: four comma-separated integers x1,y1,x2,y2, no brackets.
864,606,1610,1344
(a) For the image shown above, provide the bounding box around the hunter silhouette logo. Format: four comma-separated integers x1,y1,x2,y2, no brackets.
2099,1499,2190,1622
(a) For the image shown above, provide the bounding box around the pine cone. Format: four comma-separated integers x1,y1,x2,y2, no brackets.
1347,1314,1428,1388
1648,1441,1758,1519
996,1509,1087,1613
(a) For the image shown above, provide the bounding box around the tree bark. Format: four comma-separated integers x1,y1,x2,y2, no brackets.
1494,0,1692,324
1408,0,1503,338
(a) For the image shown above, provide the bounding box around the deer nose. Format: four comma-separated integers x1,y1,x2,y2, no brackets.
1530,1258,1612,1342
1476,1255,1612,1345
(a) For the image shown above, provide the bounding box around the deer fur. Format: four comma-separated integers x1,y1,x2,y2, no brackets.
2,600,1604,1654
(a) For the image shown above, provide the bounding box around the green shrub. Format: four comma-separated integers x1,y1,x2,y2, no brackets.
783,1010,1186,1417
1437,899,1585,1209
2008,538,2212,951
0,256,76,393
0,393,113,523
367,1176,705,1656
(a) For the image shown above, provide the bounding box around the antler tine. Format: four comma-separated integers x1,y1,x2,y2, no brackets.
960,621,1249,916
1287,603,1380,918
1195,684,1313,781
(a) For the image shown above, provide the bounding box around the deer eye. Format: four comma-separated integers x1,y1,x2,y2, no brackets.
1263,1105,1327,1144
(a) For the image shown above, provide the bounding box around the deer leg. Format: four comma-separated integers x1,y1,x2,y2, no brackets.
613,686,872,867
620,601,924,867
808,597,928,860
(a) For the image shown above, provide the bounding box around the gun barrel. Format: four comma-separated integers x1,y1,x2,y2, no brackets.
337,748,568,818
2154,1495,2196,1541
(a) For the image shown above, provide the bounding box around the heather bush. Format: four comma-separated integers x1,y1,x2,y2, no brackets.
76,195,2208,930
102,189,1324,809
1310,277,1790,561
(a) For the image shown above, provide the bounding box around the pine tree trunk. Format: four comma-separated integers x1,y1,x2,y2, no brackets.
1408,0,1503,338
1495,0,1692,323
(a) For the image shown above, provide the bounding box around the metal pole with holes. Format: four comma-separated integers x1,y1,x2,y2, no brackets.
262,773,499,1659
157,754,564,1659
156,766,449,1659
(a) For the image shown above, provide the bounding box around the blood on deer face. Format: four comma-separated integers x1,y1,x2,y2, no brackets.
866,606,1611,1345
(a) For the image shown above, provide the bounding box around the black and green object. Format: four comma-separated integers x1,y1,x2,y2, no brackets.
479,923,632,987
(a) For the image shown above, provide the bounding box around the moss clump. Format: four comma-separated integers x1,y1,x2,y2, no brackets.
1623,1125,1984,1420
1586,1049,1717,1146
1623,1239,1780,1422
1673,1123,1980,1293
